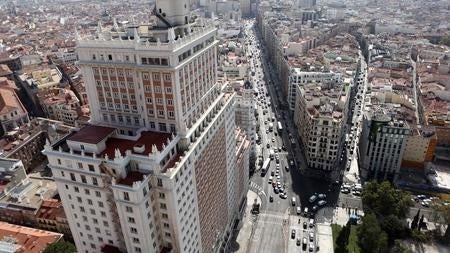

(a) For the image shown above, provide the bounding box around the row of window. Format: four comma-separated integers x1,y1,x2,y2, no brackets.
143,85,172,94
141,57,169,66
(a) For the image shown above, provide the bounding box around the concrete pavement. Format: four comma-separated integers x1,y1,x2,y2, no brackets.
230,189,261,253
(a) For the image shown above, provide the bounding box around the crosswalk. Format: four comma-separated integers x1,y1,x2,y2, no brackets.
249,182,266,198
250,181,263,192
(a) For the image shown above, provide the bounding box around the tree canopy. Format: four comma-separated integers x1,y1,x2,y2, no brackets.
440,35,450,47
358,212,388,253
361,181,412,219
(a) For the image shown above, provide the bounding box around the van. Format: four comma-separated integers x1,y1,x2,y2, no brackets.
291,197,296,206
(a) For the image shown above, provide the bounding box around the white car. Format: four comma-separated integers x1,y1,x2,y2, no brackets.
309,195,318,203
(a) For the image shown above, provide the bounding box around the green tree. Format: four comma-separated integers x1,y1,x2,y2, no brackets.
358,212,388,253
43,239,76,253
390,240,412,253
432,204,450,243
362,181,412,219
440,35,450,47
335,221,351,253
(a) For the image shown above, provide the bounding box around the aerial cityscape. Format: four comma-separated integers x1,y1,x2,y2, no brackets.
0,0,449,252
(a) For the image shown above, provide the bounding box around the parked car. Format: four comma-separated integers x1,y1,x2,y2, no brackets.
318,194,326,199
309,194,318,203
291,229,296,239
318,200,327,206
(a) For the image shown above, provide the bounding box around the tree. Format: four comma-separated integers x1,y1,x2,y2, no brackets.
390,240,412,253
43,239,76,253
432,204,450,243
335,221,351,253
418,214,425,231
358,212,388,253
362,181,412,219
411,209,420,230
440,35,450,47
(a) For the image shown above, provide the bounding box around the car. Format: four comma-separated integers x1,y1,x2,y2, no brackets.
269,196,273,202
309,219,314,228
353,190,362,196
282,145,286,150
285,166,290,172
309,195,318,203
303,221,307,229
312,205,318,212
341,188,350,194
421,201,429,207
291,229,296,239
318,200,327,206
296,207,301,215
309,232,314,242
279,187,284,193
274,188,279,194
318,194,326,199
266,143,270,148
302,238,308,250
280,192,287,199
272,138,275,142
271,171,274,176
309,243,314,252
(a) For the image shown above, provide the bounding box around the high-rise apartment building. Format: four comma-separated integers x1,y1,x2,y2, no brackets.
293,79,349,179
43,1,249,253
359,112,410,181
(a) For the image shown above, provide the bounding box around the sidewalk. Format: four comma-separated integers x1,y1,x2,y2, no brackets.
229,190,262,253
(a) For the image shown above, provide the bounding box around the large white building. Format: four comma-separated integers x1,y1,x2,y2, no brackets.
288,69,342,110
293,78,350,179
43,1,249,253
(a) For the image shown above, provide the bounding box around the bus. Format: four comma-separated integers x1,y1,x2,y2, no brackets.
261,158,271,175
277,122,282,132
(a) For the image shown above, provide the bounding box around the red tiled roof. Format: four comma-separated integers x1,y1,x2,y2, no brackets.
67,125,115,144
101,131,171,158
0,222,62,253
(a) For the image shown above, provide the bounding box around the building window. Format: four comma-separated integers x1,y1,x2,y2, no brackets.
124,192,130,201
70,173,76,181
92,177,98,186
126,206,133,213
88,164,95,172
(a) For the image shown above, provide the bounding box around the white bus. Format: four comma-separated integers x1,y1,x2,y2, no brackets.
277,121,282,131
261,158,271,175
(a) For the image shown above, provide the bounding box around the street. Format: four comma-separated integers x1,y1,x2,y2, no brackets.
241,20,351,253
